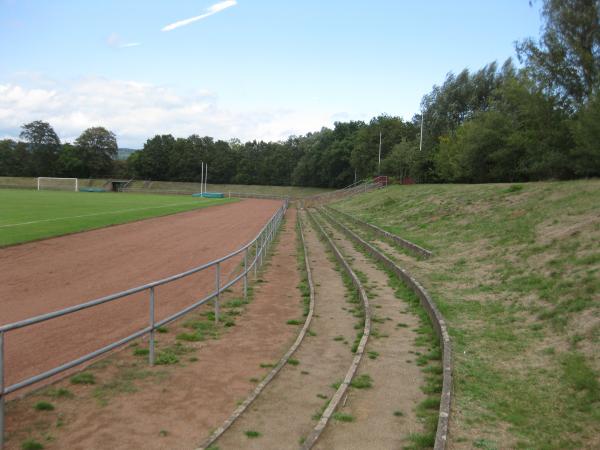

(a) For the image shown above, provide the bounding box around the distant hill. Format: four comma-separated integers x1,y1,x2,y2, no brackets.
117,148,139,160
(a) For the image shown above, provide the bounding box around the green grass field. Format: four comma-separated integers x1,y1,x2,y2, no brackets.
334,180,600,449
0,189,234,247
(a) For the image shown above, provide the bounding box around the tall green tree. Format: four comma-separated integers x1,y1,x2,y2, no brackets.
74,127,118,177
517,0,600,109
133,135,175,180
380,140,420,181
351,116,416,179
570,91,600,176
0,139,31,176
435,76,573,182
19,120,61,175
56,143,85,177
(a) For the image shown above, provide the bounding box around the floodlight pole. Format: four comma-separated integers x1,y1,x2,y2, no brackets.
419,111,424,152
378,131,382,175
200,162,204,196
204,164,208,193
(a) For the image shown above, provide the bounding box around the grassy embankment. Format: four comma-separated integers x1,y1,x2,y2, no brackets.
0,177,331,199
126,180,331,198
0,189,233,246
334,180,600,449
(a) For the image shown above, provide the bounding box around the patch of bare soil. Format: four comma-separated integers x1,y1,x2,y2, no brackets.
3,208,301,450
314,217,424,450
214,210,357,449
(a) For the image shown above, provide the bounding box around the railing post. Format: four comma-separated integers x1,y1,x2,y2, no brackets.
243,248,248,300
149,287,155,366
260,233,265,267
271,217,275,240
254,240,259,278
215,262,220,323
258,234,262,268
0,330,5,450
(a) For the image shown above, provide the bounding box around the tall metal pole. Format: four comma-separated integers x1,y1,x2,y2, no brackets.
378,131,382,175
204,164,208,194
200,162,204,196
419,111,424,152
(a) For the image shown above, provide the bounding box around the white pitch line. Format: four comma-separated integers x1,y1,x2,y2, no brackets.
0,202,201,229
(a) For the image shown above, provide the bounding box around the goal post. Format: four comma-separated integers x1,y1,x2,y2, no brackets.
37,177,79,192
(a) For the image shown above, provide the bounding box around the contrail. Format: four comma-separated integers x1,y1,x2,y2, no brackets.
162,0,237,32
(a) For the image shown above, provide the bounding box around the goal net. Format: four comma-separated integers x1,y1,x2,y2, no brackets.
37,177,79,191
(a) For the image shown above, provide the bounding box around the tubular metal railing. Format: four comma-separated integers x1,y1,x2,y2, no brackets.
0,200,288,449
302,179,385,207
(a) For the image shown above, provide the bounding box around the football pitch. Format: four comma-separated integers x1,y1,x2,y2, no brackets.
0,189,234,247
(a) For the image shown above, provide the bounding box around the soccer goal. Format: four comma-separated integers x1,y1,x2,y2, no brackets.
37,177,79,191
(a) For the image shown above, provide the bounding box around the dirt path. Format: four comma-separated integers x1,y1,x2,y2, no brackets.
5,209,301,450
0,199,281,391
313,212,424,450
214,210,357,449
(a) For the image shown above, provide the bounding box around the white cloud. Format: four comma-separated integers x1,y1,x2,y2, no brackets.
0,76,335,147
162,0,237,32
106,32,141,49
119,42,141,48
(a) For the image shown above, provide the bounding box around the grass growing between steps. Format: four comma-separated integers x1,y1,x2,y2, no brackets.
296,218,312,318
335,180,600,449
307,212,366,356
323,213,441,449
386,273,442,449
315,208,442,448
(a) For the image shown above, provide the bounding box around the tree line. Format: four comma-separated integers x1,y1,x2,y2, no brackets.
0,122,120,179
1,0,599,187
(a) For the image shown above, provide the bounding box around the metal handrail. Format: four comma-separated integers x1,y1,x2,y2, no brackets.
0,205,282,333
0,199,288,448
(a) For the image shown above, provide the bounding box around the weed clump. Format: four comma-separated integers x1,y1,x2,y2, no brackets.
350,374,373,389
155,343,192,365
133,347,149,356
367,350,380,360
70,372,95,385
34,401,54,411
245,430,261,438
45,388,74,399
332,412,355,422
21,440,44,450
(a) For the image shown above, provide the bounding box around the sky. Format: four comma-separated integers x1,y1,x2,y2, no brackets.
0,0,543,148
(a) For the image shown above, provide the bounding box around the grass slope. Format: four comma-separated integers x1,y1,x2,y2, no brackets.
0,189,233,246
0,177,332,198
128,180,331,198
334,180,600,449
